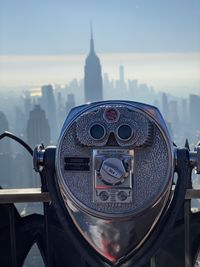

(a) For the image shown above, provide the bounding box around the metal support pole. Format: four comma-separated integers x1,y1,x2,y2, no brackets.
184,199,192,267
43,202,51,267
150,256,156,267
8,205,17,267
41,166,52,267
80,255,87,267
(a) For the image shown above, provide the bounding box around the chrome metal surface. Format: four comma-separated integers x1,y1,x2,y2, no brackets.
55,100,174,262
56,101,173,217
100,157,127,184
65,194,168,263
93,148,133,204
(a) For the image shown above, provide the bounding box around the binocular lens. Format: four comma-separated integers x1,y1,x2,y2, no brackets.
117,125,133,140
90,124,106,140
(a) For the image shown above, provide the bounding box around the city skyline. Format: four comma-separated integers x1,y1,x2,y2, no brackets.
0,52,199,97
0,0,200,96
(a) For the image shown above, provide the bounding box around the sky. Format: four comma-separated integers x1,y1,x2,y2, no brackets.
0,0,200,95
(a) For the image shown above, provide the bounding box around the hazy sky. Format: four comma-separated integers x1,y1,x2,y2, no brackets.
1,0,200,54
0,0,200,95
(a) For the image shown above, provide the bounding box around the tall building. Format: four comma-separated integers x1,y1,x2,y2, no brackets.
115,65,127,95
14,106,25,136
41,84,57,142
0,111,9,149
0,111,12,187
84,27,103,103
119,65,125,83
66,93,75,115
26,105,50,148
162,93,169,121
189,94,200,135
24,91,32,123
179,98,188,137
103,73,113,100
169,100,180,138
0,111,10,153
26,105,51,187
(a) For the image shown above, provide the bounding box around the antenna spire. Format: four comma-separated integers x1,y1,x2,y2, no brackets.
90,21,95,54
90,21,93,39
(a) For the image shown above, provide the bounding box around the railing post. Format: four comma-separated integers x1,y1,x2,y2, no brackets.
150,256,156,267
184,199,192,267
8,204,17,267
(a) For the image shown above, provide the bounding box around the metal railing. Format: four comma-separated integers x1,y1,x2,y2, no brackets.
0,188,199,267
0,188,50,267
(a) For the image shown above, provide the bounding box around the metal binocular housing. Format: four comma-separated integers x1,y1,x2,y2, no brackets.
34,100,200,266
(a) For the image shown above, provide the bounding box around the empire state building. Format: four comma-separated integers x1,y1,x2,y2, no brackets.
84,29,103,103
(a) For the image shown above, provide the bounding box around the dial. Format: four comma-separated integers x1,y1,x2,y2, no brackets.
99,158,128,185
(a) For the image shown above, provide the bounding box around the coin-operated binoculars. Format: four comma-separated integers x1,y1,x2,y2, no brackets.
34,101,200,267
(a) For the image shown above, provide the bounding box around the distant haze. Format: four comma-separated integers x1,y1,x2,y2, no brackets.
0,53,200,97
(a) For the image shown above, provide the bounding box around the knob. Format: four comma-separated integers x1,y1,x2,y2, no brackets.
33,144,45,172
99,158,128,185
189,142,200,174
99,191,109,201
194,144,200,174
117,191,128,201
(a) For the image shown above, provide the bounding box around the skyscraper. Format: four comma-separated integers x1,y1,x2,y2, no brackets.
24,91,32,123
169,100,180,137
84,27,103,103
41,84,57,142
189,94,200,135
115,65,127,96
0,111,10,153
0,111,12,187
162,93,169,121
119,65,125,85
26,105,50,187
26,105,50,148
66,93,75,115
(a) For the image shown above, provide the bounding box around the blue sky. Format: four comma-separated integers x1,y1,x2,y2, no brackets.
0,0,200,54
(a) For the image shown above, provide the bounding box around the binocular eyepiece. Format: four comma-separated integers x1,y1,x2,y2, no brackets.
34,100,200,266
